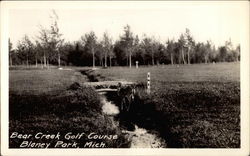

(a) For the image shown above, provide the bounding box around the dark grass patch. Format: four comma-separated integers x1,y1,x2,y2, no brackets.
9,86,102,118
114,81,240,148
9,83,130,148
80,69,112,82
80,70,99,82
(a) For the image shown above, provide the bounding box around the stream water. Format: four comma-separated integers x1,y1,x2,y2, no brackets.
99,92,166,148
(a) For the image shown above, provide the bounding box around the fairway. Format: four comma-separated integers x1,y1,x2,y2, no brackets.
9,62,240,94
92,62,240,83
9,67,89,94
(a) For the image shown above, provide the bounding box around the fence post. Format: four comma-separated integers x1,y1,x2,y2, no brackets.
147,72,150,94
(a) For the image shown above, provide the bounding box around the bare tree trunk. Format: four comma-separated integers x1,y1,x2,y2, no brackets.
43,52,46,67
205,55,208,64
170,53,174,65
129,50,132,68
178,53,182,64
35,57,38,67
92,49,95,68
181,48,186,64
187,47,190,64
58,52,61,67
104,52,107,68
26,51,29,67
152,52,154,65
47,58,50,69
109,56,112,67
40,58,43,68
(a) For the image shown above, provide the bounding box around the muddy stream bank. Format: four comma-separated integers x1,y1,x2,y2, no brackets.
100,91,166,148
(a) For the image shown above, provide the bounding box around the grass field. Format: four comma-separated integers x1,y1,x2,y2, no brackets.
92,62,239,83
9,67,92,94
9,62,240,148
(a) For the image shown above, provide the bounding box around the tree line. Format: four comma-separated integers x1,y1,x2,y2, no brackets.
9,12,240,68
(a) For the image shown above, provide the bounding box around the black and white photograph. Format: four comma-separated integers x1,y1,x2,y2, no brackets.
1,1,249,156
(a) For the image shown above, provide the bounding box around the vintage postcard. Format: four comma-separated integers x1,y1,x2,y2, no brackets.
1,1,249,156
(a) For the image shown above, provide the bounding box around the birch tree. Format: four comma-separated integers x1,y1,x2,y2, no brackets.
50,10,64,67
121,25,134,68
102,32,113,68
81,31,97,68
166,39,175,65
184,28,195,64
37,26,50,67
178,34,187,64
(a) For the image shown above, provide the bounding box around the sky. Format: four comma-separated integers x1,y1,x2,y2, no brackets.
8,1,248,49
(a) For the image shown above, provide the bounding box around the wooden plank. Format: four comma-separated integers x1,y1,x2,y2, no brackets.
96,88,117,92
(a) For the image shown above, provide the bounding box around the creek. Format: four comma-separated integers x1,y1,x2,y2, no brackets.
80,69,166,148
99,91,166,148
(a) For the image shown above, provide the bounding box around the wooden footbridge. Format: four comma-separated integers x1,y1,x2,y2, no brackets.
83,81,135,92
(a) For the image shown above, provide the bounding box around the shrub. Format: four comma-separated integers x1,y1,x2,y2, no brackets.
9,83,130,148
9,84,102,118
